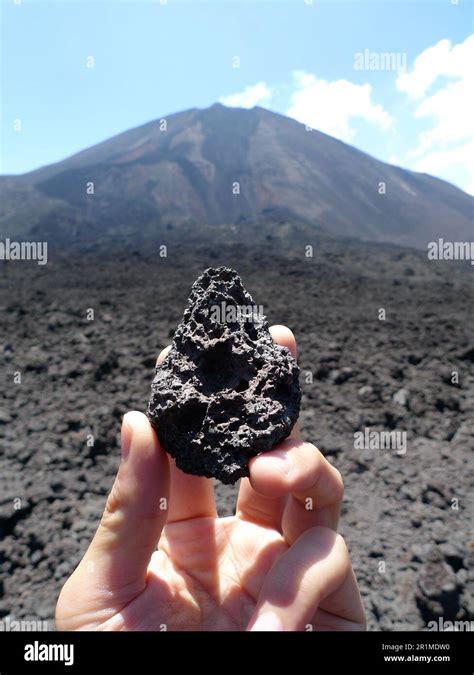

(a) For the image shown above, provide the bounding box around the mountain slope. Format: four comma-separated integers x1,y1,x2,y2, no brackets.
0,103,472,249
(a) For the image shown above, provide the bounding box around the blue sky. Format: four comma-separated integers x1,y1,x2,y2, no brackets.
1,0,473,193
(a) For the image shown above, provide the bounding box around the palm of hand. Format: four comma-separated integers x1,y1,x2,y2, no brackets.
101,517,286,631
59,515,354,632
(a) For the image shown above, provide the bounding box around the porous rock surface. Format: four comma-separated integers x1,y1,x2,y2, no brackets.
147,267,301,483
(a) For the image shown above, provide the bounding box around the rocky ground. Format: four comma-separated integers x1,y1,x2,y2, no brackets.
0,237,473,630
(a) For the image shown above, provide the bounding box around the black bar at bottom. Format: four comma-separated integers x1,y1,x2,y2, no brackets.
0,631,470,673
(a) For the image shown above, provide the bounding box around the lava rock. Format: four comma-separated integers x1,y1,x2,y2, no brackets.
328,367,354,385
459,346,474,363
24,346,49,372
416,556,462,622
94,350,119,381
147,267,301,484
0,409,12,424
358,385,381,403
392,388,409,407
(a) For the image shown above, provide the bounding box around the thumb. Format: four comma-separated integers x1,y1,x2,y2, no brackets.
86,410,170,592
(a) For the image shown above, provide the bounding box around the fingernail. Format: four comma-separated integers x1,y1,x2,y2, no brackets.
250,611,284,631
262,449,293,476
121,415,132,461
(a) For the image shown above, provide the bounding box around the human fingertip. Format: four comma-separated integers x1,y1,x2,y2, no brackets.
254,448,293,477
156,345,171,366
269,325,297,359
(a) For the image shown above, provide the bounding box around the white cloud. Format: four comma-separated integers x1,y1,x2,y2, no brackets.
286,70,393,142
396,37,473,100
219,82,273,108
396,36,474,194
411,140,474,194
220,72,393,143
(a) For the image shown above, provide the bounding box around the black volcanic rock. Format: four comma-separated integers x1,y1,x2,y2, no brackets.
147,267,301,484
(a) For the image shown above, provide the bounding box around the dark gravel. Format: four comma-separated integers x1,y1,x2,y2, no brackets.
0,238,473,630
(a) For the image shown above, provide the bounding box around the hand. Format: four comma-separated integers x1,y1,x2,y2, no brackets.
56,326,366,631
